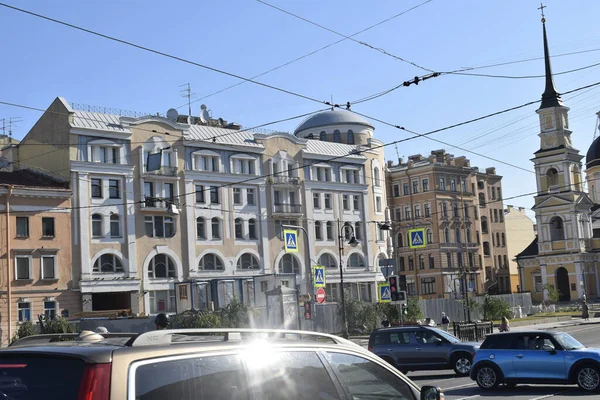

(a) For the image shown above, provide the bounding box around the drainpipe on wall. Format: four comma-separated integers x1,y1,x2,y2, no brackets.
5,185,13,343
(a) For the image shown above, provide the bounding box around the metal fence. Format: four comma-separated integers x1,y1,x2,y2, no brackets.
452,321,494,342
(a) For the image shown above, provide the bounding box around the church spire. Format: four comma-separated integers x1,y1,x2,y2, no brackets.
538,5,564,109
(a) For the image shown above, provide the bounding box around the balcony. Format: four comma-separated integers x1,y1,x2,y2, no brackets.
141,196,180,210
273,203,303,215
143,165,178,177
269,176,302,186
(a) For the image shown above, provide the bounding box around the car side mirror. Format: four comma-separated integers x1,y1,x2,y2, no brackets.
421,386,444,400
543,344,556,353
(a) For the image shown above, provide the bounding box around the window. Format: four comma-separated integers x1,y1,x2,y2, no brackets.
422,178,429,192
404,207,410,220
424,203,431,218
144,216,175,238
549,216,565,241
109,179,120,199
144,182,155,207
324,194,331,209
15,256,30,280
464,204,470,218
347,130,355,144
93,253,124,273
248,219,257,240
376,196,382,212
355,222,362,240
348,253,365,269
353,195,360,210
149,290,176,314
450,178,457,192
315,166,331,182
199,253,224,271
319,253,337,269
210,186,220,204
374,167,381,187
195,185,205,203
457,252,463,267
235,218,244,239
501,233,506,246
426,229,433,244
395,209,402,221
441,202,447,217
481,216,489,233
393,185,400,197
279,254,300,274
44,301,57,319
419,255,425,270
491,187,496,199
333,130,341,143
414,205,421,219
398,256,405,271
18,302,31,322
483,241,491,256
534,275,543,292
479,192,486,207
466,228,472,243
320,131,327,141
41,217,55,237
496,232,500,247
403,183,409,195
16,217,29,237
92,145,119,164
110,214,121,238
196,217,206,239
233,157,256,175
164,184,174,202
91,214,103,238
211,217,221,239
196,154,220,172
444,228,450,243
326,222,333,240
327,352,415,400
421,277,436,294
412,180,418,194
148,254,176,278
447,253,452,268
233,188,241,205
41,255,56,279
315,221,322,240
455,228,461,243
440,177,446,191
237,253,259,270
342,195,350,210
313,193,320,209
246,188,255,205
493,209,499,222
429,254,435,269
453,203,459,217
91,178,102,198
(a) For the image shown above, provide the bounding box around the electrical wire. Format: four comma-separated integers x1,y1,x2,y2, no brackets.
0,2,330,107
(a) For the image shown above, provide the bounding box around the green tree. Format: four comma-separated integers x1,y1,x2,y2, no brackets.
171,309,222,329
543,284,560,304
342,292,379,333
482,296,512,320
405,296,422,322
219,297,255,328
40,317,75,334
375,302,399,322
10,321,36,345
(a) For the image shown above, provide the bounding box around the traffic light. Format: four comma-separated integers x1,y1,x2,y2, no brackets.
388,275,400,301
304,301,312,320
401,303,408,315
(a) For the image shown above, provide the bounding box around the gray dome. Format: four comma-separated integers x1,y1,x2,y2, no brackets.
294,110,374,135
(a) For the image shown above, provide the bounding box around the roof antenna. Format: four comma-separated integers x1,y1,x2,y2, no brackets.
180,83,195,124
330,95,334,111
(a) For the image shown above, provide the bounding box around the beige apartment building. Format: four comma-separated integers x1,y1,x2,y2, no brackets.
504,205,536,293
0,170,79,345
386,150,509,299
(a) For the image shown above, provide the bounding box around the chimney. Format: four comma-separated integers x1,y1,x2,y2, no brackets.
387,160,393,168
431,149,446,163
398,158,403,165
486,167,496,175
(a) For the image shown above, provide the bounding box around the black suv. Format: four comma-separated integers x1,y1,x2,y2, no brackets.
369,326,480,376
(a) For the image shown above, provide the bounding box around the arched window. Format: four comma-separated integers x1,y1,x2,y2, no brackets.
397,232,403,247
501,233,505,246
315,221,322,240
235,218,243,239
319,253,337,269
496,232,500,247
236,253,259,270
91,214,103,238
279,254,300,274
307,133,314,139
455,228,461,243
546,168,558,187
211,217,221,239
248,218,257,240
549,216,565,241
347,130,355,144
373,167,381,187
93,253,124,273
483,242,490,256
196,217,206,239
426,229,433,244
503,255,508,268
109,214,121,238
354,222,362,240
348,253,365,269
148,254,176,278
444,228,450,243
333,130,341,143
199,253,224,271
319,131,327,141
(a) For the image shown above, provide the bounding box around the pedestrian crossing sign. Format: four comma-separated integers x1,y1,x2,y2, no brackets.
284,230,298,253
378,283,391,303
409,228,426,249
313,265,326,288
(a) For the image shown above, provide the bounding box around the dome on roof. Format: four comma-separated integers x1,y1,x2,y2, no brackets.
587,136,600,169
294,110,374,135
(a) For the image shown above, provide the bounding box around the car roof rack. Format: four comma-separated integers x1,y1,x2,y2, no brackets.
9,332,138,347
125,329,356,347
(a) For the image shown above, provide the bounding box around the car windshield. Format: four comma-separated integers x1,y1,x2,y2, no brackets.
432,329,460,343
554,333,585,350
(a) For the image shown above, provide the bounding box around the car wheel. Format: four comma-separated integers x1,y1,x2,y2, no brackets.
452,353,472,376
576,365,600,392
475,365,500,390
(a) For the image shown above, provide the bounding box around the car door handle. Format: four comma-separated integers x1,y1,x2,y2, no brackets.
415,347,421,351
387,349,395,352
515,354,524,359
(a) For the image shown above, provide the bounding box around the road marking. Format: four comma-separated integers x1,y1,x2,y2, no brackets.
439,382,477,391
527,388,576,400
454,395,479,400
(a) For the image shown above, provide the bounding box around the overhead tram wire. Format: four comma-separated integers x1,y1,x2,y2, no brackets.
0,2,331,108
255,0,434,73
171,0,434,111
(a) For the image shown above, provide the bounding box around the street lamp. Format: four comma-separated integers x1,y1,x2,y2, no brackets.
337,219,358,339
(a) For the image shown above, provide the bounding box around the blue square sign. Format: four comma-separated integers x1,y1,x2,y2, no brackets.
409,228,426,249
284,230,298,253
378,283,391,303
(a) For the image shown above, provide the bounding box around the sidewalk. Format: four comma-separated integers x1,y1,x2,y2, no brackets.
507,316,600,332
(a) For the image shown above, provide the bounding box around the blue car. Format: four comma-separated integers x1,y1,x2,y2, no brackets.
471,330,600,392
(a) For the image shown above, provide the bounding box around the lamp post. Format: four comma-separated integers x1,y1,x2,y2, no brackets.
337,219,358,339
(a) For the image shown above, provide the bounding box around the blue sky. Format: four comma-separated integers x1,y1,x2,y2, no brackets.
2,0,600,218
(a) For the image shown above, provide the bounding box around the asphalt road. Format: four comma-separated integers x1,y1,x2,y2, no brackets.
404,324,600,400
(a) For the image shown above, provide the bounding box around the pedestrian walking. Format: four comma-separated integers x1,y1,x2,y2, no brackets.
499,316,510,332
582,300,590,321
441,312,450,332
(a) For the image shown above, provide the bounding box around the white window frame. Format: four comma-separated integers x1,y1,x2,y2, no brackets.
18,302,31,322
246,188,256,205
110,214,121,238
41,254,57,280
44,300,58,319
324,194,332,209
89,140,122,164
192,150,221,172
533,274,544,293
230,154,257,175
233,188,242,205
15,254,32,280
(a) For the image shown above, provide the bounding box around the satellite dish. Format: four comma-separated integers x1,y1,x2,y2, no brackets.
200,104,209,124
166,108,179,122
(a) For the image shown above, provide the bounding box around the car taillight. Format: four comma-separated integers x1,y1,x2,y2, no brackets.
368,346,372,352
78,363,111,400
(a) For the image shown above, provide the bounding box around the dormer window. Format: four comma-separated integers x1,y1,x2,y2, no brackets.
341,166,361,184
312,164,332,182
333,130,341,143
347,130,355,144
88,140,123,164
231,154,257,175
319,131,327,141
192,150,221,172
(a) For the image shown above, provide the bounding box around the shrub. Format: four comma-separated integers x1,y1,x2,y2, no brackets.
543,284,560,304
219,297,256,328
171,309,222,329
10,321,37,345
40,317,75,334
483,296,512,320
405,296,423,322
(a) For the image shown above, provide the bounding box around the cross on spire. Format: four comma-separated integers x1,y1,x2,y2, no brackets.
538,3,546,21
